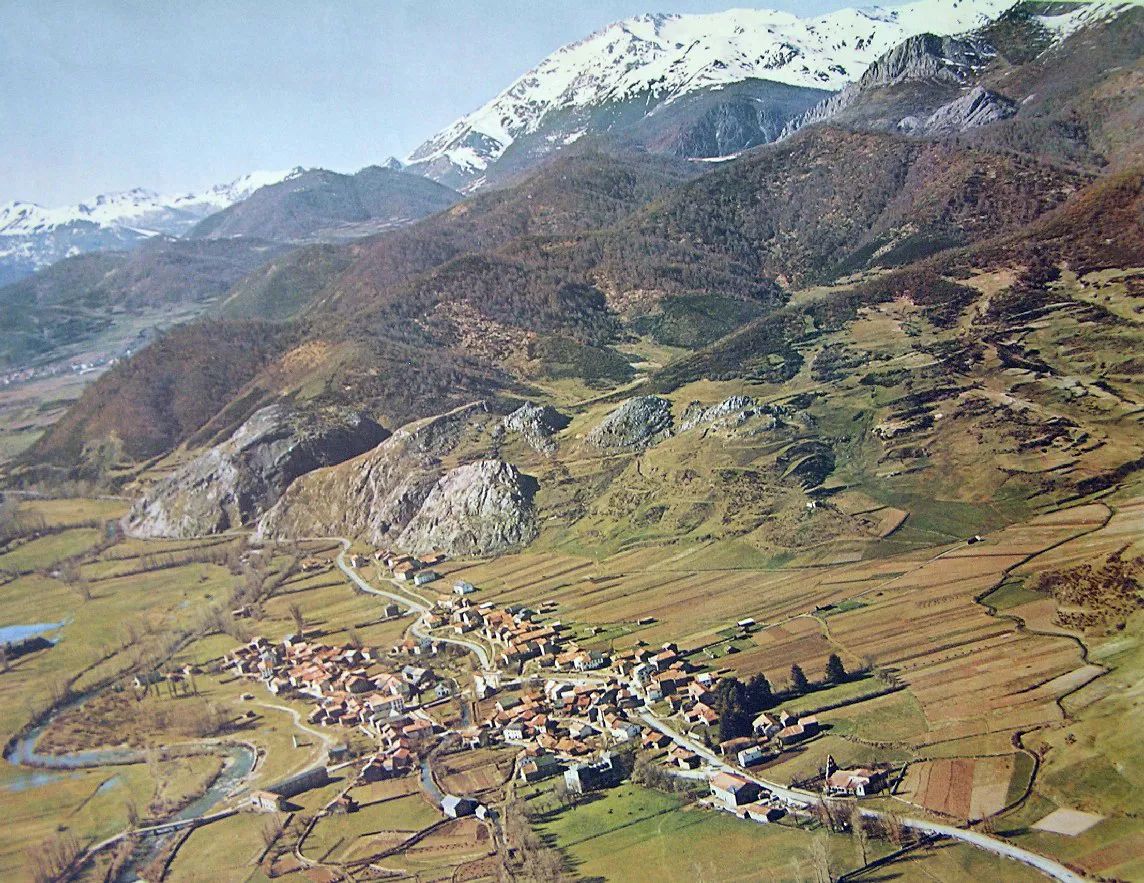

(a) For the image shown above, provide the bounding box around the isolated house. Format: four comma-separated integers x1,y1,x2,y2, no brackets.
824,768,885,797
710,771,761,808
671,748,701,770
442,795,478,818
564,753,621,794
249,790,286,812
777,715,819,746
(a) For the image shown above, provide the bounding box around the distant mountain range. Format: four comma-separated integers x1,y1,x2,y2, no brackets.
0,165,462,371
1,0,1139,433
3,0,1107,289
0,169,304,284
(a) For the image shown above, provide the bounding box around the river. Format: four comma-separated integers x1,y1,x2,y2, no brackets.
3,691,256,881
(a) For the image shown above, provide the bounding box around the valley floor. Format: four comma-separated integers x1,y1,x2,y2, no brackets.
0,487,1139,882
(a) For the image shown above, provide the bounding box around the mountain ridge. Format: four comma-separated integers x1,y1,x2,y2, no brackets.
404,0,1015,190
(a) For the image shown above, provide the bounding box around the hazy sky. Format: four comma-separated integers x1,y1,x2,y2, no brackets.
1,0,854,206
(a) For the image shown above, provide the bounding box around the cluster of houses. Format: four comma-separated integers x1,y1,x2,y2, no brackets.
354,712,439,782
712,710,822,768
227,635,452,727
227,635,459,784
457,677,651,791
355,548,446,586
421,595,613,673
707,771,788,823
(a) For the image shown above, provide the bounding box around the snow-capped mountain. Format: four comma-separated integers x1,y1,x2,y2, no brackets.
0,168,305,284
405,0,1014,190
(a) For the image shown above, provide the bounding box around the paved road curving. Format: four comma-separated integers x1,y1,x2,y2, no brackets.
331,539,493,669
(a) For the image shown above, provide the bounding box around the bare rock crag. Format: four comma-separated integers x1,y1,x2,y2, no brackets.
124,404,388,538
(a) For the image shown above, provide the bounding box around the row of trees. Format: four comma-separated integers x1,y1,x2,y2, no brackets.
712,654,849,742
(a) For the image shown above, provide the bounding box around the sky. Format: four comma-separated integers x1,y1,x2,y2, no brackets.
0,0,856,206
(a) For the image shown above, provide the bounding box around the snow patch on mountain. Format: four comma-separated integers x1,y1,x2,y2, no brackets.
406,0,1012,188
1035,0,1137,39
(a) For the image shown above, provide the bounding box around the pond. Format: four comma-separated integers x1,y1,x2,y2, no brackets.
0,621,66,645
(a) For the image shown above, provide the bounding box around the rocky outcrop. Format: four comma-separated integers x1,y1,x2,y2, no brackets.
676,395,810,435
586,396,673,450
680,395,760,432
899,86,1018,136
124,405,388,538
255,401,489,545
256,402,537,558
780,33,994,139
397,460,539,556
856,34,992,91
499,402,571,453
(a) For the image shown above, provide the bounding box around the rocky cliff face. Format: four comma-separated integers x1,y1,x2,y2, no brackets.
680,395,766,432
900,86,1017,136
780,33,993,138
397,460,539,556
254,401,541,557
586,396,674,450
255,401,490,545
123,405,388,538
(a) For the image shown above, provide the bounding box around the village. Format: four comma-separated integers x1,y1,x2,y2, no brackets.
220,545,890,831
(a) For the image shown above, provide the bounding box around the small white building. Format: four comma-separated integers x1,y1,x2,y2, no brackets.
454,581,476,595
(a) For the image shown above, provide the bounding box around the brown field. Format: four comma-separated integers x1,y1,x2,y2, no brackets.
352,777,420,804
901,755,1018,820
1074,831,1144,876
436,747,515,798
455,500,1126,768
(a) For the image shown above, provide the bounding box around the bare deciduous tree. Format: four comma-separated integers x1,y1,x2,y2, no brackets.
810,833,832,883
850,803,868,868
288,602,304,638
260,816,284,849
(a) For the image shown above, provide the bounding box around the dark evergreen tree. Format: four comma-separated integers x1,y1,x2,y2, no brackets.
790,663,810,694
712,676,747,715
713,676,752,741
718,707,753,743
825,653,847,685
745,673,773,712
